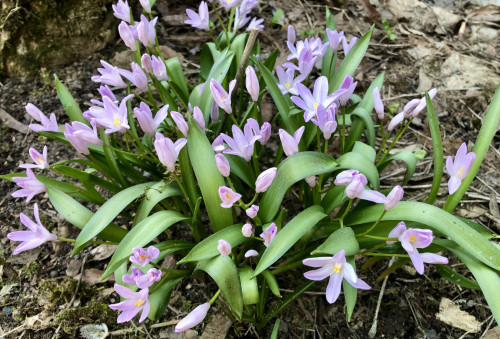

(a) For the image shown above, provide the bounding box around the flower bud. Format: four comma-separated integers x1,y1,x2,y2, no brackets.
193,106,205,131
245,249,259,258
245,205,259,219
245,66,259,102
255,167,277,193
305,176,316,188
174,303,210,332
287,25,296,44
259,122,271,145
385,185,404,210
141,54,152,73
215,154,230,177
170,111,189,137
373,87,384,119
217,239,232,256
118,22,137,51
241,223,254,237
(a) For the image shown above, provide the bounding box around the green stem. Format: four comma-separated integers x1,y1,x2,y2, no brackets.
363,235,398,241
270,260,303,275
229,113,239,126
208,30,221,49
356,210,387,237
57,237,118,246
172,172,191,212
364,252,409,258
210,289,222,305
338,199,353,228
376,117,413,167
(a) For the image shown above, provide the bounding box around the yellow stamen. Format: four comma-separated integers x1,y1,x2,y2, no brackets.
285,83,291,88
333,263,342,273
314,102,318,109
408,235,416,242
139,254,147,261
457,167,464,178
135,299,144,307
37,157,43,163
221,96,226,101
114,118,120,127
227,0,230,3
224,193,231,200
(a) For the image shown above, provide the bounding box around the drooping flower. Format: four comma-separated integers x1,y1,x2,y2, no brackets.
326,28,344,54
20,146,49,169
245,66,259,102
215,154,230,177
291,76,345,121
174,303,210,332
151,56,168,81
260,223,277,247
112,0,131,23
122,266,144,285
210,79,236,114
372,87,384,119
311,104,337,140
387,222,448,274
154,133,187,172
245,249,259,257
279,126,305,156
25,103,59,133
446,142,476,194
255,167,277,193
246,119,271,145
342,36,357,55
303,250,370,304
185,1,210,31
135,268,162,289
137,15,158,47
64,120,103,155
129,246,160,267
7,203,57,255
388,89,438,131
219,186,242,208
84,95,134,134
12,169,46,203
221,124,261,161
109,284,150,323
217,239,232,256
385,185,404,210
118,21,137,51
134,103,169,136
245,205,259,219
406,88,437,118
170,111,189,137
338,75,358,106
276,66,306,96
91,60,127,88
334,170,387,203
139,0,151,13
119,62,148,92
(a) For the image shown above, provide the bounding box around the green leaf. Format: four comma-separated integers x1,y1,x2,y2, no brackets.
254,206,326,276
54,74,86,124
178,224,245,264
336,152,380,190
133,181,182,225
321,186,349,214
270,9,284,26
178,146,199,212
434,239,500,323
197,255,243,320
344,72,384,151
200,43,221,81
72,182,155,255
435,264,480,290
425,93,443,204
148,277,183,320
230,33,248,71
377,150,417,185
101,210,188,279
352,141,376,163
47,188,127,243
345,201,500,271
325,6,336,30
225,154,255,187
187,119,233,232
165,57,189,104
270,319,280,339
262,269,281,297
99,130,127,187
330,26,374,92
152,77,178,111
258,152,337,222
312,227,359,256
240,266,259,305
343,256,358,321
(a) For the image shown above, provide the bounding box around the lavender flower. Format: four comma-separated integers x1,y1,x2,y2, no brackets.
245,249,259,257
25,103,59,132
255,167,277,193
342,36,357,55
64,120,103,155
151,56,168,81
260,223,277,247
246,118,271,145
221,124,261,161
112,0,131,23
388,89,438,131
372,87,384,119
7,203,57,255
303,250,370,304
20,146,49,170
84,95,133,134
305,176,316,187
118,21,137,51
210,79,236,114
334,170,387,203
141,54,152,73
338,75,358,106
446,143,476,194
170,111,189,137
291,76,345,121
139,0,151,13
90,85,117,106
219,0,239,11
245,205,259,219
283,48,317,77
247,17,264,31
245,66,259,102
122,266,144,285
136,268,162,289
217,239,232,256
387,222,448,274
210,101,219,122
311,104,337,139
287,38,328,61
276,66,306,96
215,154,230,177
91,60,127,88
185,1,210,31
193,106,205,131
242,223,254,237
119,62,148,92
279,126,305,156
287,25,296,44
134,103,169,136
407,88,437,118
12,169,46,203
234,8,251,31
219,187,242,208
154,133,187,172
385,185,404,210
326,29,344,53
109,284,150,323
129,246,160,267
137,15,158,47
212,135,225,153
174,303,210,332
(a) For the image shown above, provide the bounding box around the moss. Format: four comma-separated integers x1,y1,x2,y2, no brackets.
19,262,39,280
40,277,96,307
54,301,115,335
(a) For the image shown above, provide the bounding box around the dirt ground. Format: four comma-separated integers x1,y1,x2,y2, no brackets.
1,0,499,338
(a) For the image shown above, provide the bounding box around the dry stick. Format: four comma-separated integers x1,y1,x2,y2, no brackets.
108,320,179,336
368,256,395,338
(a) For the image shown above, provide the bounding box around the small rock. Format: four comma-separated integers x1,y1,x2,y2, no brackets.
2,306,13,315
49,270,58,278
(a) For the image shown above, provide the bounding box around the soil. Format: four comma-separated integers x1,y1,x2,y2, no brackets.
1,0,499,338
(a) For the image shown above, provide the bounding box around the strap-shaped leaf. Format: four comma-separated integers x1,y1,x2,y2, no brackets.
262,269,281,297
230,33,248,71
101,210,188,279
200,43,221,81
352,141,376,163
225,154,255,188
345,201,500,271
240,265,259,305
148,277,183,321
435,264,480,290
133,181,182,225
178,224,245,264
329,26,374,92
54,74,86,124
425,92,443,204
343,256,358,322
254,206,326,276
47,188,127,242
72,182,155,255
434,239,500,323
377,150,417,185
165,57,189,104
311,227,359,256
336,152,380,190
258,152,337,222
321,186,349,214
197,255,243,320
187,119,233,232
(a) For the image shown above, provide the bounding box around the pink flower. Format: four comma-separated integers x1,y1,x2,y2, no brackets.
185,1,210,31
122,266,144,285
170,111,189,137
137,15,158,47
154,133,187,172
334,170,387,203
12,169,46,203
64,120,103,155
260,223,277,247
7,203,57,255
112,0,131,23
135,268,162,289
218,187,242,208
139,0,151,13
134,103,169,136
303,250,370,304
91,60,127,88
372,87,384,119
175,303,210,332
446,142,476,195
245,205,259,219
215,154,230,177
109,284,150,323
217,239,232,256
245,249,259,257
151,56,168,81
245,66,260,102
129,246,160,267
25,103,59,133
210,79,236,114
255,168,277,193
84,95,134,134
242,223,254,237
279,126,304,156
20,146,49,170
384,185,404,210
193,106,205,131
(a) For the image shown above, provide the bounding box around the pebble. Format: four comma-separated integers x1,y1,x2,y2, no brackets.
50,270,58,278
2,306,13,315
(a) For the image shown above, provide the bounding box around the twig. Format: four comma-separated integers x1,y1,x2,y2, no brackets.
233,27,259,99
69,254,88,307
479,316,495,339
368,257,395,338
383,88,481,101
150,320,180,329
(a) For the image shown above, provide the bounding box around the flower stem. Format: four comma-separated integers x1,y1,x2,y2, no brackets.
209,289,222,305
376,118,413,166
364,252,409,258
57,237,118,246
338,199,353,228
356,210,387,237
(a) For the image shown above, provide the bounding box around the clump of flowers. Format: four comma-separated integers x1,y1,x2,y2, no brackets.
2,0,499,335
